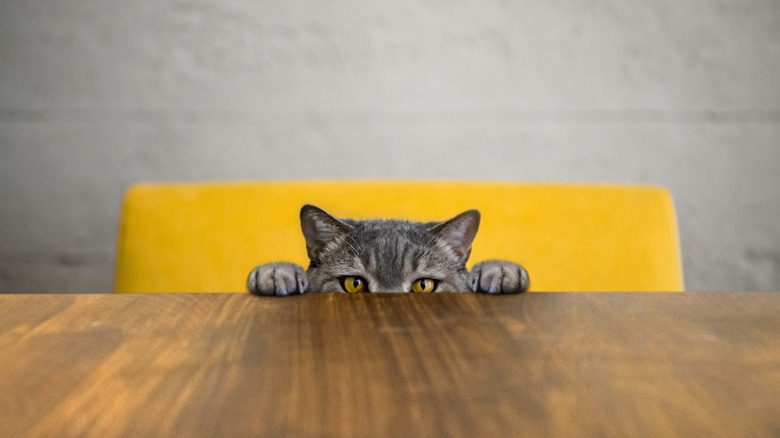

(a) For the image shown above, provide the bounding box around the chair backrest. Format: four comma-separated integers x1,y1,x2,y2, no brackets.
114,181,684,292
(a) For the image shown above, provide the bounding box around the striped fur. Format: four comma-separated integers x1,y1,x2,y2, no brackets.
247,205,529,295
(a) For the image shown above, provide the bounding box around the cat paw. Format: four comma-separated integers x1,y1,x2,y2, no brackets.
247,262,309,296
468,260,530,294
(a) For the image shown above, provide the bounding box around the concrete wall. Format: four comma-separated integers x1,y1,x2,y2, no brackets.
1,0,779,292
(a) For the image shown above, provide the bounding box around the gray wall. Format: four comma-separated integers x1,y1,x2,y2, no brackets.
1,0,779,292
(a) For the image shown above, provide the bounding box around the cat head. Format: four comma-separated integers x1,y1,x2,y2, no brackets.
300,204,480,293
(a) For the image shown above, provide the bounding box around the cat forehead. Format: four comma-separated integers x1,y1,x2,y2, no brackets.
346,218,433,235
336,222,457,273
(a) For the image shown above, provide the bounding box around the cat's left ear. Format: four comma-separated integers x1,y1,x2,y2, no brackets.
431,210,480,263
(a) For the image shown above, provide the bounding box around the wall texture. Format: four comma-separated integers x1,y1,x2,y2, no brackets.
1,0,779,292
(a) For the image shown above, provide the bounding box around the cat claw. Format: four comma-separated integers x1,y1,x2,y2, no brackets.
469,260,530,294
247,262,309,296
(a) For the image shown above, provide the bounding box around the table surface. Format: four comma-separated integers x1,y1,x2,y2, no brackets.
1,292,778,437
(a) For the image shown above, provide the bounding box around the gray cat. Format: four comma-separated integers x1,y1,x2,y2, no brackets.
247,204,529,295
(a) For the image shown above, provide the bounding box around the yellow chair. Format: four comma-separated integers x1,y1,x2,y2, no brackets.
114,181,684,293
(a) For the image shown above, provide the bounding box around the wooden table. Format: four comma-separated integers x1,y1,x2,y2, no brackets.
1,293,778,437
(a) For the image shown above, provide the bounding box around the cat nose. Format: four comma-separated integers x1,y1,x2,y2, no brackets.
370,284,406,293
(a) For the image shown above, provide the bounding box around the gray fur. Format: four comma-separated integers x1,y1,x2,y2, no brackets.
248,204,529,295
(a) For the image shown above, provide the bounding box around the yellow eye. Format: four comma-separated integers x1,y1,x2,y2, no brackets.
342,276,366,293
411,278,436,293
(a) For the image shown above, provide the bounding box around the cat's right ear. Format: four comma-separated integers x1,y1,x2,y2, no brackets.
300,205,352,262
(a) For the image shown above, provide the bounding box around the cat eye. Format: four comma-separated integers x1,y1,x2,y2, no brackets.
411,278,437,293
342,276,367,293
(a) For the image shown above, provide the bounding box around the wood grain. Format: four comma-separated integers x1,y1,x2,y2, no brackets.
1,293,779,437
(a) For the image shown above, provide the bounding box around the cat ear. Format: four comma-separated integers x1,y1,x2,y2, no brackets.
300,204,352,262
431,210,481,263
